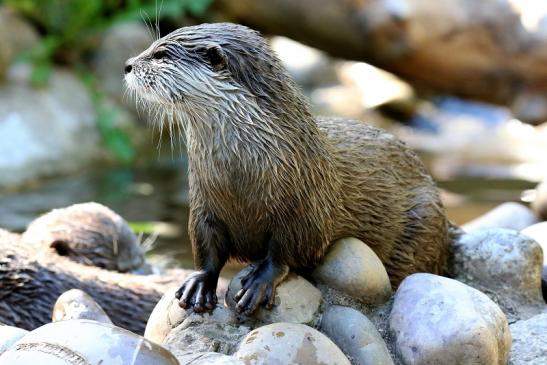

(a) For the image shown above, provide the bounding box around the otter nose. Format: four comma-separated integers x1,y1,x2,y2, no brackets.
124,62,133,74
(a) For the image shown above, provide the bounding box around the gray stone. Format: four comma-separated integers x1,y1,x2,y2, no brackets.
173,352,244,365
0,7,39,78
509,312,547,365
313,238,392,305
0,319,179,364
0,326,28,356
145,285,236,345
0,64,100,188
531,180,547,221
521,222,547,300
226,267,322,325
235,322,351,365
163,307,250,360
389,273,511,365
320,305,394,365
52,289,112,325
451,228,545,320
462,202,538,232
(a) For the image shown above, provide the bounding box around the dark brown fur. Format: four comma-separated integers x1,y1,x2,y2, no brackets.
125,23,452,313
0,229,212,333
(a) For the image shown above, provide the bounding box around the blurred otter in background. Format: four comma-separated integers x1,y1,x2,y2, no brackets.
125,23,456,315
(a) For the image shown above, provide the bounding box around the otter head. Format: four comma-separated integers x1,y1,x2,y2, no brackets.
125,22,306,127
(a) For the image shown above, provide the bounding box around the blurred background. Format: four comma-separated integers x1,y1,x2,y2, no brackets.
0,0,546,272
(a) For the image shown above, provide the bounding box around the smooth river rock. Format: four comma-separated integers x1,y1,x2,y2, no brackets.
531,180,547,220
0,326,28,356
145,286,240,345
389,273,511,365
52,289,113,325
0,64,100,189
173,352,243,365
0,6,39,78
320,305,394,365
312,238,392,305
462,202,538,232
521,222,547,300
226,267,322,325
162,306,249,360
451,228,545,320
0,319,179,365
235,322,351,365
509,311,547,365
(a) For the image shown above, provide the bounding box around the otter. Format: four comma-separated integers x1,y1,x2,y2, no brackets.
22,202,145,272
0,228,229,333
125,23,453,315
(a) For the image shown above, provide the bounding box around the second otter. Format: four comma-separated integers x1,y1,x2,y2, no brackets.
125,23,453,315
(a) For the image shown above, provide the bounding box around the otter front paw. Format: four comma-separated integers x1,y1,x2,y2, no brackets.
175,270,218,313
234,260,288,316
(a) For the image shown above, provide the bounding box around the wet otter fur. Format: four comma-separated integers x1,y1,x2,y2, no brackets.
125,23,452,315
0,228,207,334
22,202,145,272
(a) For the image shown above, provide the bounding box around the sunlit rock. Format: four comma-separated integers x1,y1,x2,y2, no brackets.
320,305,394,365
451,228,545,320
235,322,350,365
0,320,179,364
390,273,511,365
313,238,392,305
462,202,538,232
52,289,112,325
226,268,322,325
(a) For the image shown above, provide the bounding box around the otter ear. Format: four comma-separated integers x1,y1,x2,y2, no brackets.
204,45,227,72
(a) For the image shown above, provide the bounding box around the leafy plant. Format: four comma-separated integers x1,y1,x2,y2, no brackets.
2,0,212,162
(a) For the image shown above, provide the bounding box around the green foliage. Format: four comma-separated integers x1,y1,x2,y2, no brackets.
2,0,212,162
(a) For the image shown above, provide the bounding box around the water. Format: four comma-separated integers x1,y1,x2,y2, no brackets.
0,157,536,275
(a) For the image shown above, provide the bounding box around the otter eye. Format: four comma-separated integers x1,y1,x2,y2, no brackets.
153,50,167,60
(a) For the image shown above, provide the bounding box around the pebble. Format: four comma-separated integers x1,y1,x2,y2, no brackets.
225,268,322,325
451,228,544,320
462,202,538,232
235,322,351,365
389,273,511,365
52,289,113,325
320,305,394,365
312,238,392,305
509,311,547,365
521,222,547,300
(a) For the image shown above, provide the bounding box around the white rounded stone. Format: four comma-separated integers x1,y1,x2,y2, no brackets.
389,273,511,365
320,305,394,365
452,228,544,320
313,237,392,305
0,326,28,356
226,268,322,324
462,202,538,232
0,320,179,364
509,311,547,365
52,289,112,325
235,322,350,365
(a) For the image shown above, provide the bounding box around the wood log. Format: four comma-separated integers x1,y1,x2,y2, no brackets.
212,0,547,112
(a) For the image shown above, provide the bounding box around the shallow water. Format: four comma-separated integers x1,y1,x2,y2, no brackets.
0,156,536,276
